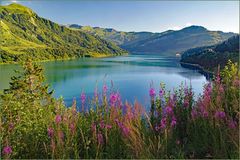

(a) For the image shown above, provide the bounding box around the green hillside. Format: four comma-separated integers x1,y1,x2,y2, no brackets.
180,35,239,72
69,24,236,56
0,3,127,63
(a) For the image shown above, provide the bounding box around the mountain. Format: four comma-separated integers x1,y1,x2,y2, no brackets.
69,24,236,56
180,35,239,72
0,4,126,63
122,26,236,55
68,24,169,46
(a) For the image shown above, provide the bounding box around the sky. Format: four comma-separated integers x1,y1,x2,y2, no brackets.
1,0,239,33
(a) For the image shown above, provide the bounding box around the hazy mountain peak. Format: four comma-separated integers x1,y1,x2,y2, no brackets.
181,25,207,32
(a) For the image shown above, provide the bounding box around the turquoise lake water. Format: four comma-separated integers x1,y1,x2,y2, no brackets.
0,55,208,108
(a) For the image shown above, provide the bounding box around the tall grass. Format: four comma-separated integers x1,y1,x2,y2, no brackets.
1,61,239,159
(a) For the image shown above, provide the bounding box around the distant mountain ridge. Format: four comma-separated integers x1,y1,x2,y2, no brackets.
180,35,239,72
68,24,164,46
0,4,126,63
68,24,236,56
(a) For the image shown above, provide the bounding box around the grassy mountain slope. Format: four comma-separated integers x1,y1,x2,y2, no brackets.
0,4,127,63
180,35,239,72
69,24,236,56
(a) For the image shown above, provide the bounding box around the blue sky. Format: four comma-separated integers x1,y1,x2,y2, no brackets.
1,0,239,33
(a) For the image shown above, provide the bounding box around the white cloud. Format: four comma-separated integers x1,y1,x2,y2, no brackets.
185,22,193,27
168,22,194,31
169,26,181,30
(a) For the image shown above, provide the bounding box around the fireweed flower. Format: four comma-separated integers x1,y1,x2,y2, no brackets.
215,111,226,119
100,120,105,129
3,146,12,155
127,112,134,120
103,84,107,95
110,93,118,106
203,83,212,103
91,123,96,132
149,88,156,98
69,123,75,133
105,124,112,129
121,125,130,137
48,127,54,138
171,117,177,127
184,86,189,95
219,84,224,93
228,119,237,129
184,99,189,108
81,92,86,104
191,109,198,119
202,110,208,118
97,133,104,145
159,88,165,98
55,115,62,124
160,117,167,129
165,106,173,115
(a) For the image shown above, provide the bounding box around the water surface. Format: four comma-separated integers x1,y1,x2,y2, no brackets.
0,55,208,108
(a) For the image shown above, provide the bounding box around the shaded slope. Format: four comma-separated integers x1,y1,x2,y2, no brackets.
180,35,239,72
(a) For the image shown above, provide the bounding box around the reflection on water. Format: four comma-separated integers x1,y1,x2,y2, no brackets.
0,55,208,108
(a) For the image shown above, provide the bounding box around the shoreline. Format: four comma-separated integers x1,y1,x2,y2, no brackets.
180,61,214,79
0,53,127,65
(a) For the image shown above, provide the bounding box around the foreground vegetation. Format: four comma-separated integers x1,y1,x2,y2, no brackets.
1,60,239,159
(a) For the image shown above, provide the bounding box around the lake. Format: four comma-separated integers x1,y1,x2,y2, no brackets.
0,55,208,108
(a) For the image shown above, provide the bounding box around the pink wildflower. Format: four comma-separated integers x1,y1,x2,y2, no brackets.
171,117,177,127
184,99,189,108
121,125,130,137
149,88,156,98
105,124,112,129
81,92,86,104
103,84,107,95
97,133,104,145
69,123,75,133
55,115,62,124
160,117,167,129
159,89,165,98
202,110,208,118
91,123,96,132
165,106,173,115
100,120,105,129
2,146,12,155
48,127,54,138
191,109,198,119
215,111,226,119
228,119,237,129
110,93,118,106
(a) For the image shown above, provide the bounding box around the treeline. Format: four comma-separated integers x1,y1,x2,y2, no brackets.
180,35,239,72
